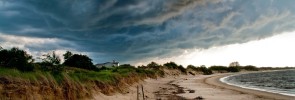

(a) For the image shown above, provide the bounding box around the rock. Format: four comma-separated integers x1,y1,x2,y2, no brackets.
188,90,195,93
194,96,203,100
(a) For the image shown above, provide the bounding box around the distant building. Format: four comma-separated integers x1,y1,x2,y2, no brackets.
95,60,119,68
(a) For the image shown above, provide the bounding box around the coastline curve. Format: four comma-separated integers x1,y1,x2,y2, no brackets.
204,73,295,100
220,72,295,97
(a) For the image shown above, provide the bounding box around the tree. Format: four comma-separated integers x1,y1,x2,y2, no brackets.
40,51,63,72
41,51,61,66
229,61,240,67
63,51,73,60
0,47,34,71
228,62,241,72
199,65,213,75
63,54,95,70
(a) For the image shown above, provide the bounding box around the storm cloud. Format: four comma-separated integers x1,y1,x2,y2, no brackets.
1,0,295,64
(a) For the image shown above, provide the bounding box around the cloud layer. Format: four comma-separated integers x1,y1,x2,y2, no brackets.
1,0,295,64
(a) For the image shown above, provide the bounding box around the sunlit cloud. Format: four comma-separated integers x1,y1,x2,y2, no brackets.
134,31,295,67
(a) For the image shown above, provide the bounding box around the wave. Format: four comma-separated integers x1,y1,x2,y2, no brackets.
220,71,295,97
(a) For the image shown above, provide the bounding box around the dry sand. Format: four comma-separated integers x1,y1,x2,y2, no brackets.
93,76,182,100
93,73,295,100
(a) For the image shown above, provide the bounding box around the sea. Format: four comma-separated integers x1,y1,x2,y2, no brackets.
220,70,295,97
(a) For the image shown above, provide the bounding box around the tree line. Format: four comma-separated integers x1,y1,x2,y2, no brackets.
0,46,260,74
0,47,95,72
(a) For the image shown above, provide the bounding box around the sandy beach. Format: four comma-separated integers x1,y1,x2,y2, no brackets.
94,73,295,100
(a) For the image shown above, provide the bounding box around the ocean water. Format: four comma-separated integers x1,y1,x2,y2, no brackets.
220,70,295,96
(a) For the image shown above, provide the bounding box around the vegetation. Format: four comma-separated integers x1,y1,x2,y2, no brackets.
227,66,241,72
177,65,187,74
242,65,258,71
144,62,165,77
163,62,178,69
163,62,187,74
187,65,212,75
187,65,198,71
41,51,61,66
63,53,96,70
0,47,34,71
63,51,73,60
199,65,213,75
209,66,228,73
0,46,294,99
147,62,161,69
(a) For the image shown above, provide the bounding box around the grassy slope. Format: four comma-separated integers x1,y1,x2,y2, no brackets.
0,66,158,99
0,64,276,99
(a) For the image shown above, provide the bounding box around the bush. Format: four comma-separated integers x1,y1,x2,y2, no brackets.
163,62,178,69
41,51,61,66
199,66,213,75
63,54,95,70
242,65,258,71
120,64,135,68
187,65,201,71
0,47,34,71
147,62,161,69
187,65,213,75
177,65,187,74
227,66,240,72
51,65,64,74
209,66,228,72
197,65,213,75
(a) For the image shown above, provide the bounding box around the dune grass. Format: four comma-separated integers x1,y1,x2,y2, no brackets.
0,67,43,82
0,65,156,85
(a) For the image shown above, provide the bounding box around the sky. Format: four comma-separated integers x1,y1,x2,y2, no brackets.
0,0,295,67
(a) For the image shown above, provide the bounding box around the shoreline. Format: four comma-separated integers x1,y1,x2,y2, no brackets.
93,71,295,100
204,73,295,100
220,73,295,97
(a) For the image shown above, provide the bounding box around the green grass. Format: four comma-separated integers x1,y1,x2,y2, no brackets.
68,69,118,83
0,65,157,86
0,67,41,81
66,66,156,84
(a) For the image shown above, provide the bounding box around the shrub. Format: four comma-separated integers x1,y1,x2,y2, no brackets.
51,65,64,74
242,65,258,71
199,66,213,75
119,64,135,68
41,51,61,66
177,65,187,74
147,62,160,69
0,47,34,71
163,62,178,69
187,65,201,72
227,66,240,72
209,66,228,72
63,54,95,70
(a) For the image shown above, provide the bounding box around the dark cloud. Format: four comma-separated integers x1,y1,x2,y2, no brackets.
1,0,295,64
